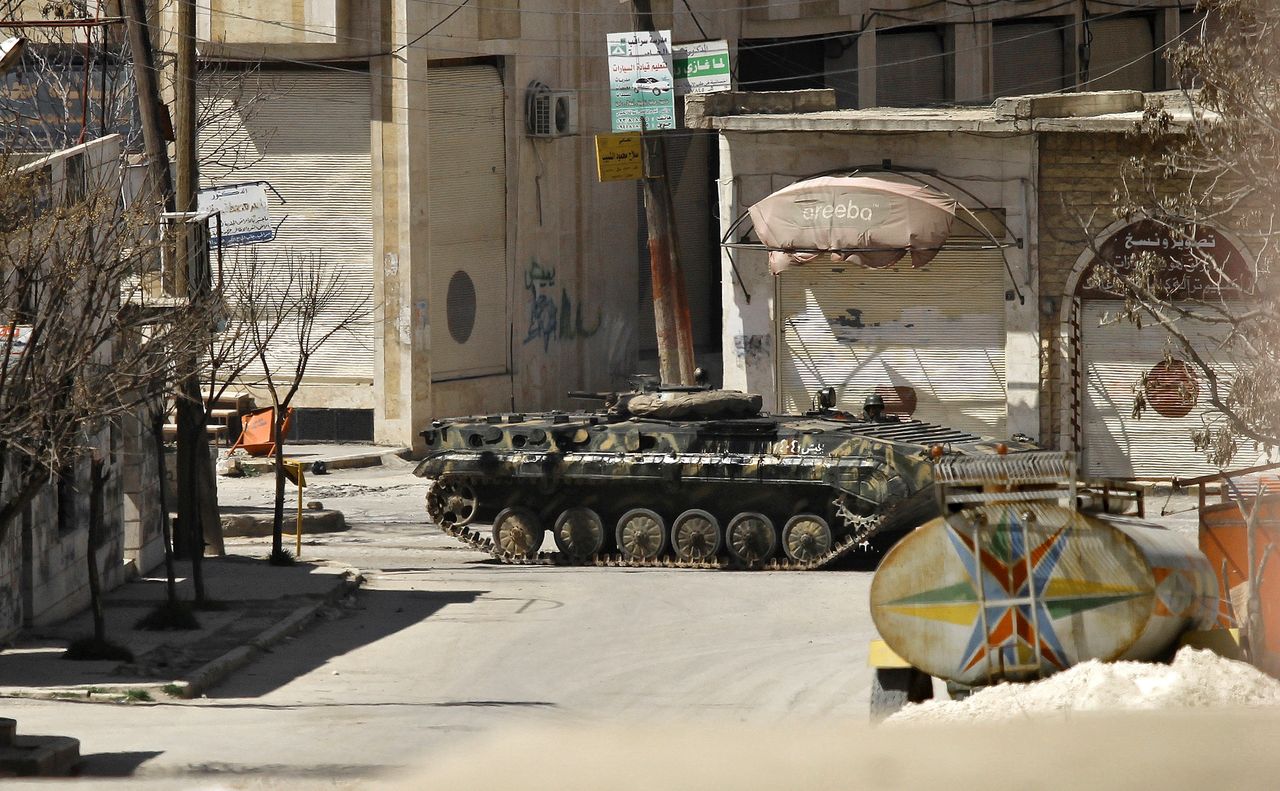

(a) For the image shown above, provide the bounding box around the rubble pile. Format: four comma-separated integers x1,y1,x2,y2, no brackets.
888,648,1280,725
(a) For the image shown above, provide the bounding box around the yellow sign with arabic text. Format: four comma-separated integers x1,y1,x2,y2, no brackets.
595,133,644,182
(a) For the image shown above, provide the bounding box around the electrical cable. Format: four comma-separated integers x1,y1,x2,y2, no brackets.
6,2,1206,146
118,0,1195,63
133,0,1191,101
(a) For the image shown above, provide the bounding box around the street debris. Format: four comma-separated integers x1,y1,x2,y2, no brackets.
887,648,1280,725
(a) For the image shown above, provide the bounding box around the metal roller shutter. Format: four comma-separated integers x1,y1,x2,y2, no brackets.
876,28,946,107
777,250,1007,435
198,70,374,381
1080,301,1249,478
427,65,508,381
1085,15,1156,91
993,21,1066,97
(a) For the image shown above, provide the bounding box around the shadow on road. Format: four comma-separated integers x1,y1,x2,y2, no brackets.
77,750,163,776
206,588,485,699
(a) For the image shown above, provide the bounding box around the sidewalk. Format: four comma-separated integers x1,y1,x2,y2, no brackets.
230,443,412,474
0,551,362,702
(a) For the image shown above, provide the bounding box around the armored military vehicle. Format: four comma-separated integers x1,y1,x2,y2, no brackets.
415,383,1035,569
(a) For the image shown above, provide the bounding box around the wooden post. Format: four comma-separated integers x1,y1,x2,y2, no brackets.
174,0,197,291
632,0,696,385
173,0,224,588
121,0,173,211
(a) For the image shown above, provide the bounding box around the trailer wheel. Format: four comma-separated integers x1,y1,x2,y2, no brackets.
869,667,933,722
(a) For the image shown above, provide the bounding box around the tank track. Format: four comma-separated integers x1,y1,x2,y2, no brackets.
428,475,884,571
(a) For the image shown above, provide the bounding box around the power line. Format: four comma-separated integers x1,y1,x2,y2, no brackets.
130,0,1196,61
140,0,1188,96
7,2,1204,143
167,0,1194,123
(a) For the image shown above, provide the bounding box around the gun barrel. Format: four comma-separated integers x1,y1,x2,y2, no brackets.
567,390,611,401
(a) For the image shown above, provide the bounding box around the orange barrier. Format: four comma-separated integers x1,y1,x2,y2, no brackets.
1199,493,1280,676
228,406,293,457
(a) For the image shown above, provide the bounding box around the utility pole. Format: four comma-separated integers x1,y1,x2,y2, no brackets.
173,0,224,582
632,0,696,385
122,0,173,211
174,0,197,291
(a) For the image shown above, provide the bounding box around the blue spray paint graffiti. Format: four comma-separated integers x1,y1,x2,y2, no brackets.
524,260,601,351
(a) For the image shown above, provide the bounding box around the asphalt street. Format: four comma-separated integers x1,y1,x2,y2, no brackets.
4,458,1223,788
6,459,884,786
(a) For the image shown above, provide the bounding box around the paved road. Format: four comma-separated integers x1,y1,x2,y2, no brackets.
7,461,882,786
5,460,1222,788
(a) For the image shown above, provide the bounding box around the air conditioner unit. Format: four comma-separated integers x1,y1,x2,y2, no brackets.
526,83,578,138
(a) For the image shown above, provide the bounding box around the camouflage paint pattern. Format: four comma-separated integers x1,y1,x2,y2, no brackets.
415,398,1038,561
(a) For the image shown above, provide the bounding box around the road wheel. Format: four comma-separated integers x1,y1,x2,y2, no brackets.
426,480,478,527
652,88,662,95
869,668,933,722
616,508,667,561
671,509,721,562
726,512,777,567
492,507,544,558
553,507,606,560
781,514,833,564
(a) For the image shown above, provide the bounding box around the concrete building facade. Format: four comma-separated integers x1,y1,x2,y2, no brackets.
694,89,1253,481
174,0,1191,448
0,137,165,641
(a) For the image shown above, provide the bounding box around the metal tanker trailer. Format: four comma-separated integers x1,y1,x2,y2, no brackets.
868,452,1220,714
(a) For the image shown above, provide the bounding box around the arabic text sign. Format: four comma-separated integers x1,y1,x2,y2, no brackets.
1081,219,1253,299
1,324,32,361
595,133,644,182
197,182,274,248
673,40,731,95
608,30,675,133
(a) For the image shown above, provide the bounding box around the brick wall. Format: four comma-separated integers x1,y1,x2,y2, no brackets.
1036,131,1208,450
1036,132,1135,448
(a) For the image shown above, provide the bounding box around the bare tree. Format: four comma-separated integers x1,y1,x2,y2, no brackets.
225,249,370,563
1091,0,1278,674
0,14,139,155
1,142,218,654
1094,0,1279,468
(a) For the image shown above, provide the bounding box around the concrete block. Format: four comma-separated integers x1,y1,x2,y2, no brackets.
698,90,837,121
221,508,347,538
0,719,80,777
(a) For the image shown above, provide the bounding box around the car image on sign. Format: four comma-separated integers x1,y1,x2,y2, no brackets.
632,76,671,95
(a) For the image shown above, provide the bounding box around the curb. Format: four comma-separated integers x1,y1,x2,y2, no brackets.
0,568,364,704
237,448,411,474
176,568,365,699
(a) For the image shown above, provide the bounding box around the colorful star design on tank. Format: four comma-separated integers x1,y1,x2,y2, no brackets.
882,511,1146,677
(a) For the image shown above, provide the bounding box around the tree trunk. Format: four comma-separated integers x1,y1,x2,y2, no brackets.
151,412,178,605
87,458,109,645
176,379,208,602
196,429,224,557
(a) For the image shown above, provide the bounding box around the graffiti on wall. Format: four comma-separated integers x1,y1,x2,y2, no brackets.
524,260,601,351
733,333,771,365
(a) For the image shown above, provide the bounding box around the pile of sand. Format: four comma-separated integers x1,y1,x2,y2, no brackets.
888,648,1280,725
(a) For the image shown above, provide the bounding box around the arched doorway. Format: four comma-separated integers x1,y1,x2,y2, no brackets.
1059,219,1253,478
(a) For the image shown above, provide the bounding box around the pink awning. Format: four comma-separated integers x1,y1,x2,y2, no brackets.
747,176,958,274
